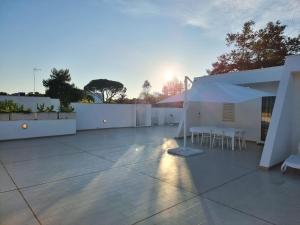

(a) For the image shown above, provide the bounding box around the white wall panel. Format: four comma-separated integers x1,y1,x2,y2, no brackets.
151,108,183,125
0,120,76,141
72,103,151,130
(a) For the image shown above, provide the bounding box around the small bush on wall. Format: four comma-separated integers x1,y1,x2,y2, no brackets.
59,104,74,112
36,103,56,112
0,100,31,113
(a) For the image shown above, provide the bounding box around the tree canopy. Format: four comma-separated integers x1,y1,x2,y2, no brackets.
84,79,127,103
43,68,84,106
142,80,151,93
26,92,45,97
139,80,152,103
162,78,184,97
208,20,300,75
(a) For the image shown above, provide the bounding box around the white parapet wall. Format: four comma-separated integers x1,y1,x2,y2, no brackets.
0,119,76,141
151,108,183,125
72,103,151,130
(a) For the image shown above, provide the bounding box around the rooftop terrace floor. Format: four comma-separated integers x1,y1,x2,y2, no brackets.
0,126,300,225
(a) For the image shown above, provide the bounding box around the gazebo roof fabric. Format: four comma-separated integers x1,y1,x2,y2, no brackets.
159,82,274,104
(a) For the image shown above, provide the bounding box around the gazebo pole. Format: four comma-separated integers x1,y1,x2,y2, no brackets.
183,76,188,149
167,76,203,156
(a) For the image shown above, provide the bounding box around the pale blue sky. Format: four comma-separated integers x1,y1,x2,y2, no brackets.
0,0,299,97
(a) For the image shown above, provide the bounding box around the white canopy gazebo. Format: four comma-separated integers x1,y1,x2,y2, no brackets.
159,76,274,156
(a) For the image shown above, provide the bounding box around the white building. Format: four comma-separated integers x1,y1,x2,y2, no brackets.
178,55,300,168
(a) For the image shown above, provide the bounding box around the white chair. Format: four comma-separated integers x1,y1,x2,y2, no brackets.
223,131,234,150
239,130,247,149
200,131,211,147
190,127,199,144
225,129,245,151
281,154,300,173
212,129,224,150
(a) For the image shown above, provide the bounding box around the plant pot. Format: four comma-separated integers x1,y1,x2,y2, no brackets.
58,112,76,119
10,113,35,121
36,112,58,120
0,113,10,121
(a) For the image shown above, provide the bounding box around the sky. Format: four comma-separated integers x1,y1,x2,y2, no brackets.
0,0,299,98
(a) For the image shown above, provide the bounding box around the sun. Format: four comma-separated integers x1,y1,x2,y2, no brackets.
164,69,174,81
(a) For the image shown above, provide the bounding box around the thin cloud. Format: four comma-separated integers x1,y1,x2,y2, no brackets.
103,0,300,36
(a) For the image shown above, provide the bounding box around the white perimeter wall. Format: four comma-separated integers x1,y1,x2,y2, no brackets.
0,120,76,141
72,103,151,130
151,108,183,125
0,96,60,112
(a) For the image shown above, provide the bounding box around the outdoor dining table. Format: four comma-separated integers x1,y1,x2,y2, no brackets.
190,126,243,151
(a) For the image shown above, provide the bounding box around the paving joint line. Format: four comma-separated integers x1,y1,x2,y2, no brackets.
1,138,269,225
200,168,258,195
0,188,17,194
83,148,167,167
83,151,116,163
132,168,276,225
56,139,161,153
84,151,165,167
17,165,127,190
130,166,273,224
136,170,198,195
14,160,162,191
202,196,277,225
131,164,257,197
131,195,199,225
1,150,86,165
0,160,43,225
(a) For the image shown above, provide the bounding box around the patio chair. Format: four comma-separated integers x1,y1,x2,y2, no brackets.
281,154,300,173
224,130,246,150
190,127,202,144
212,129,224,150
200,132,211,147
224,134,233,150
238,130,247,150
229,130,245,150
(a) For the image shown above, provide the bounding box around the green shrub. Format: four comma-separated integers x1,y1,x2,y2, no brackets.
46,105,55,112
37,103,46,112
0,100,31,113
37,104,56,112
0,100,16,113
59,104,74,112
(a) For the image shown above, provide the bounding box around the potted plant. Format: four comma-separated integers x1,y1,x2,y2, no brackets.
0,100,34,121
58,104,76,119
36,104,58,120
0,100,11,121
10,105,34,120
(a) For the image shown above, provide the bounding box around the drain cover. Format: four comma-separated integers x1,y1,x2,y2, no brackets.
168,147,204,157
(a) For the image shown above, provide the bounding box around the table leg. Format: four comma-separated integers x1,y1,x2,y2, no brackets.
200,133,203,145
221,136,224,150
232,136,234,151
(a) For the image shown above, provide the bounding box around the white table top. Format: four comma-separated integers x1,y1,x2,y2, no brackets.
190,126,243,134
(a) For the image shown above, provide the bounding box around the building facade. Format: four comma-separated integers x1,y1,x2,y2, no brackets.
179,55,300,168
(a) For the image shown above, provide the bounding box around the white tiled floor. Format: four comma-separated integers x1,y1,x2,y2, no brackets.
0,126,299,225
0,164,16,192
